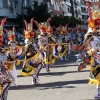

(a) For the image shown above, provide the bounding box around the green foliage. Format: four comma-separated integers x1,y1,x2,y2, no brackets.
16,1,82,27
50,15,82,27
16,1,51,27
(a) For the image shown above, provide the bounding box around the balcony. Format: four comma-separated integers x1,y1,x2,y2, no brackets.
76,1,90,8
80,11,88,15
86,0,93,2
64,11,72,16
0,9,15,18
65,1,71,6
50,4,63,15
82,19,88,24
61,1,71,6
67,12,72,16
78,3,87,8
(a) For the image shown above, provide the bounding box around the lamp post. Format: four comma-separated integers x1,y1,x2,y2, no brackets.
22,0,24,28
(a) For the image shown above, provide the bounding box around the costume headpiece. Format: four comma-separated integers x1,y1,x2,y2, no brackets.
59,24,68,35
4,27,17,46
86,1,100,29
34,18,51,34
46,26,53,34
7,27,16,41
24,18,34,39
39,22,47,33
76,24,81,31
46,18,53,34
0,18,6,45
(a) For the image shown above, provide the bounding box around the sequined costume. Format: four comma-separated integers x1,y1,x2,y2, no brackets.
0,18,14,100
6,27,23,86
21,18,43,85
76,1,100,98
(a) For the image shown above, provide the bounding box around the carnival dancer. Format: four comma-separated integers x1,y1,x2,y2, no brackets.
0,18,15,100
77,1,100,98
21,18,43,85
72,29,77,46
34,19,52,73
46,19,57,68
64,24,71,60
5,27,23,86
0,44,15,100
54,26,64,60
58,24,70,61
76,26,83,62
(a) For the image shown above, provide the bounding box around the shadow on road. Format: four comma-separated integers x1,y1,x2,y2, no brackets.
16,52,78,70
17,70,89,77
9,79,88,90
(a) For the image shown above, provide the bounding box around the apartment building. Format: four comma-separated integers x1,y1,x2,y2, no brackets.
35,0,72,17
0,0,95,26
60,0,72,16
0,0,17,26
0,0,33,26
71,0,93,23
92,0,100,9
46,0,72,16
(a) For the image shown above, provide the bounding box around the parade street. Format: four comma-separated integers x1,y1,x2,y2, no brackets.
8,52,95,100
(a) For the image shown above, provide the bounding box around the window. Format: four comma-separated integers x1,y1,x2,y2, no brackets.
3,0,9,8
68,7,71,12
0,2,2,8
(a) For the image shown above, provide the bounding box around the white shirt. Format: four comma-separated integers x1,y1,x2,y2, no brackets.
90,36,100,49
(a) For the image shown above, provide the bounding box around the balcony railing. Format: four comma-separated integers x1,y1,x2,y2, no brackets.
61,1,71,6
67,12,72,16
80,11,88,15
81,11,88,13
64,12,72,16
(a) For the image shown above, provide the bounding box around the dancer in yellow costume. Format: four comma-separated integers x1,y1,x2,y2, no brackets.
34,19,51,73
57,24,70,61
22,18,43,85
45,18,57,68
80,1,100,98
6,27,23,86
0,18,14,100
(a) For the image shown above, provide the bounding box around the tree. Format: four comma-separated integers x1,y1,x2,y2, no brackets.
16,1,51,27
16,1,82,28
50,15,82,27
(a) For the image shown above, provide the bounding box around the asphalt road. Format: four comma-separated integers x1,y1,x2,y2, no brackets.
8,52,96,100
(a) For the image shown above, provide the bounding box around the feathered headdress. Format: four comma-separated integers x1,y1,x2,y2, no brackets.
46,18,53,34
39,22,48,33
46,26,53,34
4,27,16,42
0,18,6,45
86,1,100,29
33,18,51,34
59,24,68,35
24,18,34,39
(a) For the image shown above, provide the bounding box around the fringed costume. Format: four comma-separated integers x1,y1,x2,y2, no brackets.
6,27,23,86
21,18,43,85
75,1,100,98
0,18,14,100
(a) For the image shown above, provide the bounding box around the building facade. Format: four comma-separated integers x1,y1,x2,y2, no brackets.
71,0,93,23
38,0,72,17
0,0,33,26
0,0,97,26
0,0,17,25
60,0,72,17
92,0,100,9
